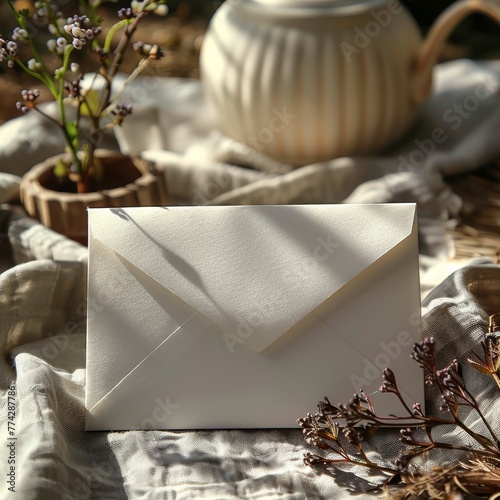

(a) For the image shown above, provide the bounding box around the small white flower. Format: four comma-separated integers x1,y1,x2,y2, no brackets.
72,26,82,38
70,62,79,73
72,39,84,50
47,39,57,52
153,4,168,16
6,41,17,55
12,28,29,42
27,58,41,72
56,37,67,47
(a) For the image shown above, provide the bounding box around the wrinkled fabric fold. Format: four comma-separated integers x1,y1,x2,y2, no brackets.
1,249,498,497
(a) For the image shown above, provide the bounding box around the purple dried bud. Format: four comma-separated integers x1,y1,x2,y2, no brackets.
16,89,39,112
303,453,325,467
412,337,437,378
343,427,361,446
64,16,100,47
16,102,29,113
399,427,414,444
412,402,424,417
111,103,133,125
133,41,163,60
379,368,399,393
21,88,40,102
439,400,450,412
64,80,81,98
118,7,136,20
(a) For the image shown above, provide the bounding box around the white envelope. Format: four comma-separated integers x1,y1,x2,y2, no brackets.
85,204,423,430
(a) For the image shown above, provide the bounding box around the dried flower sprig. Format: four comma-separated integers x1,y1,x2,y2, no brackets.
0,0,167,193
299,314,500,498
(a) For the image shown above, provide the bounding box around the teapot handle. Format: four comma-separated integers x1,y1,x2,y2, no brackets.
413,0,500,104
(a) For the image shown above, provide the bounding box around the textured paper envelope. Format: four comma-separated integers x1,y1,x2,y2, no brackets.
85,204,423,430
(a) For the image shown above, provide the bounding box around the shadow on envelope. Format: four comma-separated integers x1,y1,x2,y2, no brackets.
86,204,423,430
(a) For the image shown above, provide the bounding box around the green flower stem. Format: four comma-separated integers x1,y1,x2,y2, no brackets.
5,0,163,194
104,20,129,55
32,105,64,128
60,45,75,77
57,92,82,172
107,57,150,108
96,12,148,120
7,0,57,95
56,47,82,176
107,7,154,81
14,59,49,87
29,100,82,183
51,46,83,176
9,0,80,178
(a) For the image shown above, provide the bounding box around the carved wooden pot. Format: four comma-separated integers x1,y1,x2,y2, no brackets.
20,149,168,244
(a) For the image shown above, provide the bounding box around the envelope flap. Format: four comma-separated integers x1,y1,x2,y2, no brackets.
89,204,416,352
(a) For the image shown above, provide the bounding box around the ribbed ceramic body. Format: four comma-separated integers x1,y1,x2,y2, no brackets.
200,0,424,165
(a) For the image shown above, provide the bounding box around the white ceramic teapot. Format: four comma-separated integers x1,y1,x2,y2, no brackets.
200,0,500,166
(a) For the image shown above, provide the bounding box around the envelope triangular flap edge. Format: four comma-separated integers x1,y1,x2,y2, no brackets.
89,204,417,352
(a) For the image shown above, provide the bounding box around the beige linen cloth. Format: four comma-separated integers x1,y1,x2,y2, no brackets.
1,59,500,498
1,250,498,499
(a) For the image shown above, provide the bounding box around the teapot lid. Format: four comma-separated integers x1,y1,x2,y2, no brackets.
234,0,389,15
246,0,367,6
